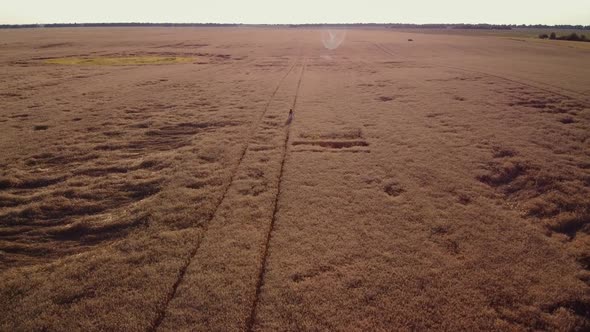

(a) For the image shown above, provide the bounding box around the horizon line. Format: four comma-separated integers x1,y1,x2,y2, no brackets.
2,22,589,28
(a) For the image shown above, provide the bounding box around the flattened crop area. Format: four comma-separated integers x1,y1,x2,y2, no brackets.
0,28,589,331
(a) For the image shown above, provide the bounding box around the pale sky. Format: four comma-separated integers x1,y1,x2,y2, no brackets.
2,0,589,25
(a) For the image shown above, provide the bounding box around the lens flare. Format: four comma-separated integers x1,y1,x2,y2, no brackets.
321,29,346,50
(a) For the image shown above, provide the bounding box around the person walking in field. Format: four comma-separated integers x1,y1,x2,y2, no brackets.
286,109,294,125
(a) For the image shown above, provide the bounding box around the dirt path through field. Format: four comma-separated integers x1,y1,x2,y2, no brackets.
156,59,307,331
150,58,301,331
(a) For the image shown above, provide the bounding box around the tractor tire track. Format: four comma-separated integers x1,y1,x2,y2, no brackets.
148,58,299,332
245,59,307,332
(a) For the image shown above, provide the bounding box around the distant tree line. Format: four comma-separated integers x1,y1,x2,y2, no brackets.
1,23,589,30
527,24,589,30
539,32,589,42
285,23,514,29
0,23,242,29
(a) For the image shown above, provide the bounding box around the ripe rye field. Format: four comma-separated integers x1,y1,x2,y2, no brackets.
0,27,589,331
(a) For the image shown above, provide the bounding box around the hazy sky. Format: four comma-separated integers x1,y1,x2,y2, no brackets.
2,0,589,25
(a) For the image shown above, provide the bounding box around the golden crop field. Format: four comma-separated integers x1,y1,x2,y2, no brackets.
0,27,589,331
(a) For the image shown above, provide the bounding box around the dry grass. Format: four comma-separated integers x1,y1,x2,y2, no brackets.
45,56,195,66
0,27,589,331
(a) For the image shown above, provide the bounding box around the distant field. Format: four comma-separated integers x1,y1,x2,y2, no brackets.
0,27,589,331
399,28,590,48
399,27,589,37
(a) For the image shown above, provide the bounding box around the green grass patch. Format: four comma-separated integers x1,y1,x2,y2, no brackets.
45,56,194,66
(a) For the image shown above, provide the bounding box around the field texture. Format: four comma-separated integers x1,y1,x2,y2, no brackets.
0,27,589,331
